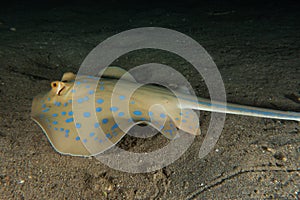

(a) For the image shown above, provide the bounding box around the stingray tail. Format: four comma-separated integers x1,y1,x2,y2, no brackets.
178,95,300,122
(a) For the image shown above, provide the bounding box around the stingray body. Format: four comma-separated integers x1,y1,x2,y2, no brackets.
31,67,300,156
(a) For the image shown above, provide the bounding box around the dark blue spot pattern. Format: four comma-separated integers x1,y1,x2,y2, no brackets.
133,110,142,116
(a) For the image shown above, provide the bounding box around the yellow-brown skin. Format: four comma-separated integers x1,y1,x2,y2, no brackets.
31,67,300,157
31,68,199,156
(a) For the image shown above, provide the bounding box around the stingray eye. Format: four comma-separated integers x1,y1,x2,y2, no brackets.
51,81,65,96
52,82,57,88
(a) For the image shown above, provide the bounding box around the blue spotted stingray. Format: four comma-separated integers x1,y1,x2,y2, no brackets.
31,67,300,156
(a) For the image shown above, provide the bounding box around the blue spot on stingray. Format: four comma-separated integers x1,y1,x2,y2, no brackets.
88,90,94,95
68,100,72,103
102,118,108,124
182,119,187,123
83,96,89,101
75,136,80,141
75,123,81,128
130,101,135,104
118,112,124,117
119,95,125,100
96,98,104,104
61,111,66,116
133,110,142,116
64,102,68,107
99,86,104,91
99,139,103,143
164,130,173,135
42,104,46,108
55,102,61,107
160,113,166,118
65,118,74,123
52,121,58,125
89,132,95,137
96,107,102,112
111,123,118,130
71,89,76,93
175,117,179,121
159,125,164,130
77,98,84,103
42,108,50,113
148,111,153,117
60,128,64,131
128,118,133,122
52,113,58,117
47,97,51,101
75,81,81,85
68,111,73,116
54,127,58,131
65,129,70,134
106,133,112,139
85,85,90,88
110,107,118,112
94,137,98,141
94,122,100,128
83,139,87,143
141,118,146,121
83,112,91,118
